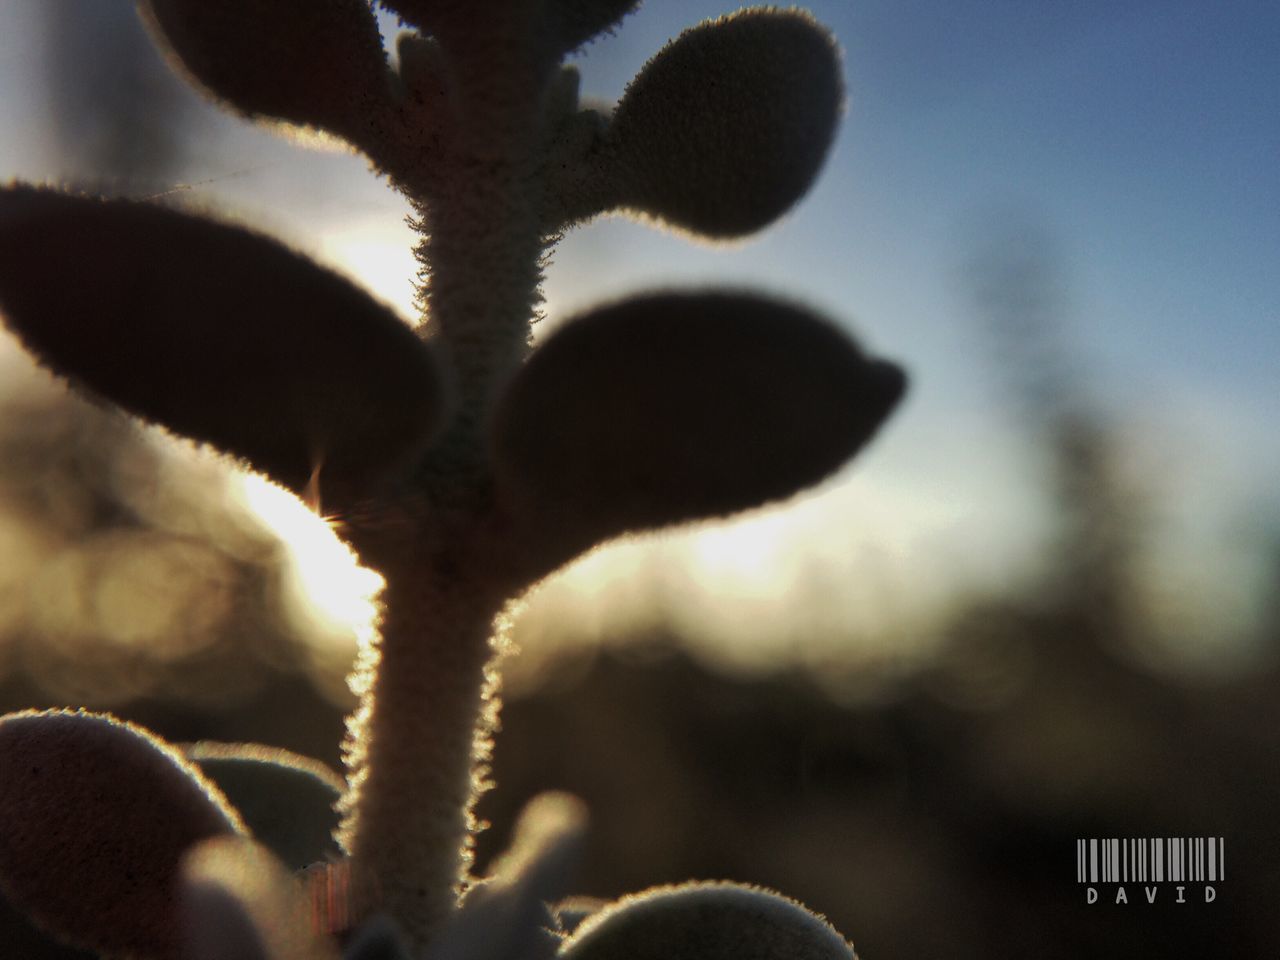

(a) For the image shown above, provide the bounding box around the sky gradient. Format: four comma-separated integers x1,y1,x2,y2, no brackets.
0,2,1275,677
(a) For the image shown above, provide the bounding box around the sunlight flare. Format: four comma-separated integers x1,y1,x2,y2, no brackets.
319,223,419,321
234,473,382,647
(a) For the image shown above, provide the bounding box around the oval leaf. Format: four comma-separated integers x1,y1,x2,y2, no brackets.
491,292,905,556
605,9,842,238
0,710,244,958
185,742,344,870
0,186,446,511
559,882,856,960
140,0,391,142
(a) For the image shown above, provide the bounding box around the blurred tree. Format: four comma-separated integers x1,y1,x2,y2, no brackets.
962,216,1145,640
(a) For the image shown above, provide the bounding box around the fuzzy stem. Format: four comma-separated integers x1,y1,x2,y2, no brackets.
410,167,545,488
338,23,555,951
337,521,518,948
410,46,551,484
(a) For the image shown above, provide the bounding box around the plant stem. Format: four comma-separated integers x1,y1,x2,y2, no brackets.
339,26,555,948
338,520,516,947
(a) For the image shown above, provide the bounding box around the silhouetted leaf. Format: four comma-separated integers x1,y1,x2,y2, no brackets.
182,836,340,960
550,0,641,53
140,0,391,142
0,710,244,958
0,186,446,511
186,742,344,870
491,292,904,558
604,9,842,237
559,882,856,960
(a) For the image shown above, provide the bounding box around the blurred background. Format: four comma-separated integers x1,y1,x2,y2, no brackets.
0,1,1277,957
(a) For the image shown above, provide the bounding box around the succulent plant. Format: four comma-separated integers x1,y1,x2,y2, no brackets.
0,2,905,957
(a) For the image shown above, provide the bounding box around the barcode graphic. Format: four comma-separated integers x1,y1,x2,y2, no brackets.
1076,838,1224,883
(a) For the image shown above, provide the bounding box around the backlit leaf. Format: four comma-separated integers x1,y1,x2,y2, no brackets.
0,710,243,958
604,9,842,238
185,742,344,870
0,186,446,512
559,882,857,960
491,292,904,560
140,0,391,142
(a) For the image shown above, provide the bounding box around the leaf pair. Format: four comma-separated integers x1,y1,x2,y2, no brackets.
136,0,640,191
0,186,905,566
142,1,842,246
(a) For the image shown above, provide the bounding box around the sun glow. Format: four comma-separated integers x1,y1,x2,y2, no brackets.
319,222,420,321
234,474,383,647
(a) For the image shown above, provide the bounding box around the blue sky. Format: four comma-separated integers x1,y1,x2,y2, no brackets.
0,2,1276,676
539,1,1280,669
